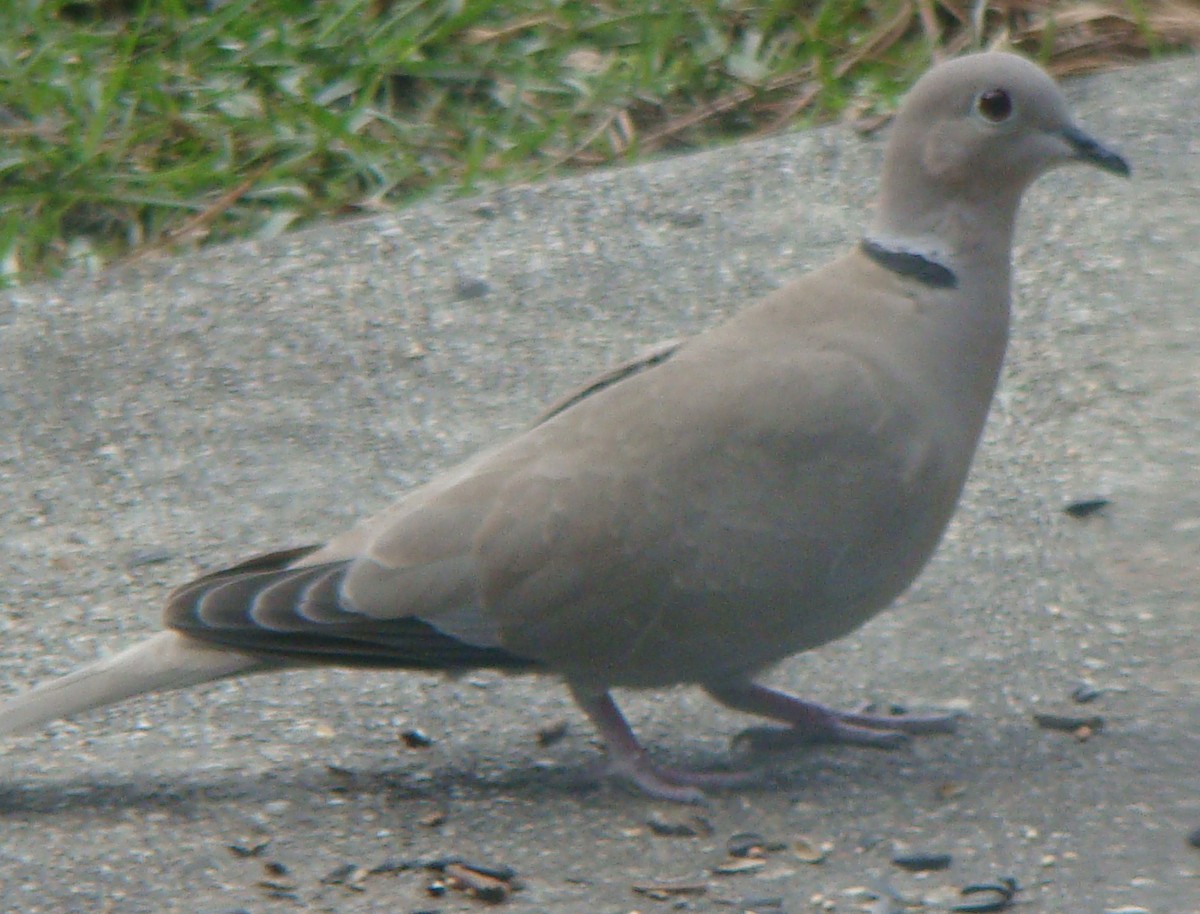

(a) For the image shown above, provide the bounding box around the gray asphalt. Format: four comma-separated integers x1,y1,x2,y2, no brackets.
0,55,1197,914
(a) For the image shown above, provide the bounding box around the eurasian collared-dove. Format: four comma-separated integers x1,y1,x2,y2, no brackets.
0,52,1128,802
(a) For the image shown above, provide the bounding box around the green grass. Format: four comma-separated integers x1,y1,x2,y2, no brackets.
0,0,1190,285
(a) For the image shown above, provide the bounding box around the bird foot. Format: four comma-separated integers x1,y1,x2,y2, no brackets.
599,751,759,804
732,703,961,753
571,685,761,802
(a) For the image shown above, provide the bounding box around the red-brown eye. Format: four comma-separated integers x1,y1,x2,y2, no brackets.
976,88,1013,122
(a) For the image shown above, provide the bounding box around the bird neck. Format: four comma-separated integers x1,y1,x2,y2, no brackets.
867,187,1023,290
861,194,1018,430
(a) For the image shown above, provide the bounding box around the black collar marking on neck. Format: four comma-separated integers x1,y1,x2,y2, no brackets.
860,239,958,290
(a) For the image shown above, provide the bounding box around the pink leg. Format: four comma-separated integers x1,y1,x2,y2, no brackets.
706,681,960,751
570,685,756,803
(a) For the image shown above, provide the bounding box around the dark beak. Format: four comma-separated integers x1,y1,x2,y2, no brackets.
1062,125,1131,177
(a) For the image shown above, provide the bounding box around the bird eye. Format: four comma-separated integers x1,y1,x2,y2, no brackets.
976,88,1013,123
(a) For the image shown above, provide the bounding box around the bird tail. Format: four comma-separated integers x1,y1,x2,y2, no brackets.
0,631,278,737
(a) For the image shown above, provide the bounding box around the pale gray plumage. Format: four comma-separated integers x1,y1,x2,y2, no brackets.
0,52,1128,801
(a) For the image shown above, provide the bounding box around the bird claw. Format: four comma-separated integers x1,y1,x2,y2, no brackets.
598,753,759,804
849,702,962,735
733,722,909,752
732,706,961,753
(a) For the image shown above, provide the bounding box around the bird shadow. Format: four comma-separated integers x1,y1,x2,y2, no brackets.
0,735,950,819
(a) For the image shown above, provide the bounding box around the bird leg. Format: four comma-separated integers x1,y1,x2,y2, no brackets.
570,685,756,803
706,681,960,752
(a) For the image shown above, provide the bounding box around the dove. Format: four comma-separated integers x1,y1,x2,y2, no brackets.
0,52,1128,801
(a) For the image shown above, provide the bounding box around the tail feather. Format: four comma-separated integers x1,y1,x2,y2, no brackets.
0,631,279,737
